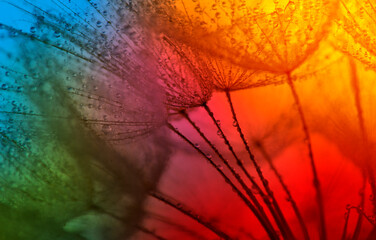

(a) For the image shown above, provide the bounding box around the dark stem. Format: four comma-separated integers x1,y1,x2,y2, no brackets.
349,58,376,218
180,111,276,235
146,211,208,240
137,225,167,240
351,172,367,240
225,90,296,240
201,103,265,195
149,190,231,240
202,103,292,239
88,204,167,240
341,207,352,240
166,122,280,239
287,73,326,240
256,140,310,240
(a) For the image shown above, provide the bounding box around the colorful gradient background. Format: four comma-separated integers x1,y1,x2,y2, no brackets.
1,0,376,240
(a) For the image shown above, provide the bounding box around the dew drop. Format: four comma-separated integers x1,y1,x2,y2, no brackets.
102,124,112,134
54,31,61,38
217,130,223,138
1,84,8,90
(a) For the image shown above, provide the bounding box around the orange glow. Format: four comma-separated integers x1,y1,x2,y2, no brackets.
137,0,376,239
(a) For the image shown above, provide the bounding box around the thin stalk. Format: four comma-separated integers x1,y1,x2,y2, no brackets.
341,205,376,240
88,204,167,240
201,103,260,190
202,103,288,239
351,173,367,240
255,140,310,240
349,58,376,217
149,190,231,240
137,225,167,240
341,207,353,240
287,73,326,240
146,212,208,240
225,90,296,240
181,111,274,234
166,122,280,239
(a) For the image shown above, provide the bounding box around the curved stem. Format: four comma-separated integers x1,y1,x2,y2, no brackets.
287,73,326,240
202,103,291,239
146,211,208,240
202,103,265,195
256,140,310,240
166,122,280,239
341,207,352,240
349,58,376,218
351,172,367,240
181,111,275,235
137,225,167,240
150,190,231,240
225,90,296,240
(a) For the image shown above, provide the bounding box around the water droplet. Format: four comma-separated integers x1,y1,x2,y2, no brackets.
232,120,238,127
217,130,222,137
30,27,36,33
1,84,8,90
194,143,200,148
54,31,61,38
286,1,296,11
96,21,102,28
102,124,112,134
194,5,202,13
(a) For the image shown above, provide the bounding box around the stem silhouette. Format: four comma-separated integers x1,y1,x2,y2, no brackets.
255,140,310,240
225,90,296,240
181,111,275,235
166,122,280,239
287,73,326,240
